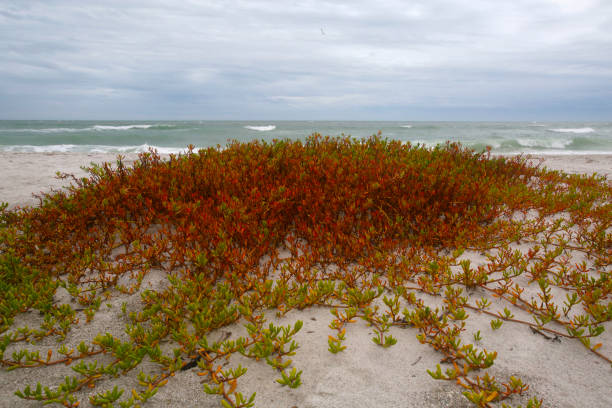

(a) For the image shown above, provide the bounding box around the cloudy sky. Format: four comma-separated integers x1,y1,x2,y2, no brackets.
1,0,611,120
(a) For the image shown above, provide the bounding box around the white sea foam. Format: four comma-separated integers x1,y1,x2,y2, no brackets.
117,144,189,154
551,140,573,149
548,127,595,134
0,128,85,133
0,144,189,154
93,125,153,131
1,144,79,153
400,125,413,128
244,125,276,131
1,124,162,133
516,138,573,149
516,139,541,148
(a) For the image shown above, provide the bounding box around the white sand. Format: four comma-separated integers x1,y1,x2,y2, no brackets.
0,153,610,407
0,153,145,209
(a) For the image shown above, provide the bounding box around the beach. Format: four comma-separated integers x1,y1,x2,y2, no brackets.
0,153,146,210
4,0,612,404
0,151,611,408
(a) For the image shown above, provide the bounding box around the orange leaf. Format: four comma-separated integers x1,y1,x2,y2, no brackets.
486,391,498,402
228,379,237,394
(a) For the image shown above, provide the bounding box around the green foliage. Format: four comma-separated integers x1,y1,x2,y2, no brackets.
276,367,302,388
0,251,58,334
490,319,504,330
90,386,124,406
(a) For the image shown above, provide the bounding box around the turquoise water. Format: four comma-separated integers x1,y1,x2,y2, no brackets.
1,120,611,154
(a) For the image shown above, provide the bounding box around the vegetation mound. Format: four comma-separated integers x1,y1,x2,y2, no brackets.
1,134,610,407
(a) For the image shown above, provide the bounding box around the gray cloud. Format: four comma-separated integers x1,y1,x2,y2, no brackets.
0,0,611,119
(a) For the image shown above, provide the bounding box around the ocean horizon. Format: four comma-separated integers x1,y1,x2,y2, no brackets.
1,120,611,155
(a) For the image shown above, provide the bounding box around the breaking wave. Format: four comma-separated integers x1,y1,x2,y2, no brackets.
0,124,176,133
92,125,154,131
0,144,189,154
516,138,573,149
548,127,595,134
244,125,276,131
0,128,85,133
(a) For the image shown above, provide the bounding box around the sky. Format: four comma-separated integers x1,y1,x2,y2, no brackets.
0,0,611,120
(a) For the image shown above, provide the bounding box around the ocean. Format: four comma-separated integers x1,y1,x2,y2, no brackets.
1,120,611,155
